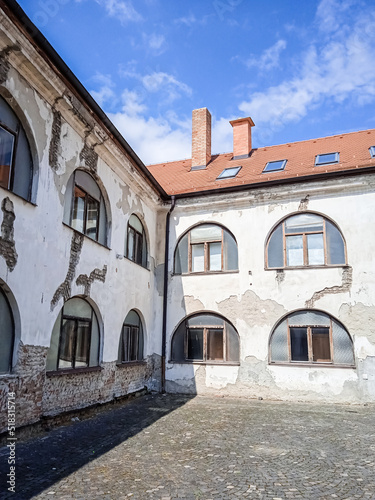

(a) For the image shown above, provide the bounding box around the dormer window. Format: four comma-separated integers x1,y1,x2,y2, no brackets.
216,166,241,180
370,146,375,158
315,152,339,166
263,160,287,173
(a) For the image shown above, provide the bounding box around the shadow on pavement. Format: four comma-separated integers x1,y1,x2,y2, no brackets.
0,393,195,500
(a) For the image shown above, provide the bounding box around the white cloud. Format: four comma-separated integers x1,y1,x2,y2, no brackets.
244,39,287,72
141,72,192,103
238,4,375,139
96,0,142,24
142,33,167,54
174,12,212,26
89,73,116,107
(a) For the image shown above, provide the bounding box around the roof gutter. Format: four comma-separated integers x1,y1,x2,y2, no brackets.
1,0,169,201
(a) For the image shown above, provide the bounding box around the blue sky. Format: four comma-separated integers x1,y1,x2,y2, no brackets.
17,0,375,164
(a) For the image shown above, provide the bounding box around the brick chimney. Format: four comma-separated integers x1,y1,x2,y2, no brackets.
191,107,211,170
230,117,255,159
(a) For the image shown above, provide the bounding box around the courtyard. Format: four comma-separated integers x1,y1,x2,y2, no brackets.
0,394,374,499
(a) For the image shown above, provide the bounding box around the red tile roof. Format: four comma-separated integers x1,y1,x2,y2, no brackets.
147,129,375,196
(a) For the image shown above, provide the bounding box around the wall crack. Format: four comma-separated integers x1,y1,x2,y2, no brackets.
305,266,353,308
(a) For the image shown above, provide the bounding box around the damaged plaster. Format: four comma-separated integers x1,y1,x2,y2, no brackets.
51,231,84,309
305,266,353,308
217,289,287,327
0,45,20,85
298,194,310,211
80,142,98,173
181,295,205,316
339,302,375,344
0,197,18,271
76,265,107,296
49,108,62,172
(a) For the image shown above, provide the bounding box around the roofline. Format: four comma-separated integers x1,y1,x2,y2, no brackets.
169,165,375,200
1,0,169,201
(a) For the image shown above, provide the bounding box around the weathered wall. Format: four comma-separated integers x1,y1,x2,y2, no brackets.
0,7,165,432
165,176,375,402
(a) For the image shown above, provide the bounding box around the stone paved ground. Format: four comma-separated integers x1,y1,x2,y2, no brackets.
0,394,375,500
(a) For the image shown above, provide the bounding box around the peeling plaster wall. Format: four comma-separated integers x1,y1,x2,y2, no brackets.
165,179,375,402
0,10,165,431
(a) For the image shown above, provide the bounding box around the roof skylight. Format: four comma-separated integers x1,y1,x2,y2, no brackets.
315,152,339,166
263,159,287,173
216,166,242,180
370,146,375,158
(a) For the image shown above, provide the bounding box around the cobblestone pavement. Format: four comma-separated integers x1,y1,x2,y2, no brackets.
0,394,375,500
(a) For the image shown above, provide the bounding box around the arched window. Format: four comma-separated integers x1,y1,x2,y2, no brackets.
63,169,108,245
171,313,239,364
266,213,346,269
0,95,33,201
126,214,147,267
174,223,238,274
118,310,144,363
46,297,100,371
0,287,14,374
269,310,354,366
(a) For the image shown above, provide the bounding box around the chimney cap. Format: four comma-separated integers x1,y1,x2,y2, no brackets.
230,116,255,127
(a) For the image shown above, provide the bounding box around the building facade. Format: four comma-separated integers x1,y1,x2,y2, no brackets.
1,1,375,433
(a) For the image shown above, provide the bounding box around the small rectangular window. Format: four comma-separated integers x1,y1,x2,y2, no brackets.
315,152,339,165
370,146,375,158
207,329,224,360
290,327,309,361
263,159,287,173
216,166,241,180
187,328,204,360
312,327,331,362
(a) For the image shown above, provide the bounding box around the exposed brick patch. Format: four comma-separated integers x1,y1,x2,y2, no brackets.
298,194,310,211
0,197,18,271
79,143,98,173
275,269,285,284
305,266,353,308
51,231,84,310
0,343,48,433
48,109,62,171
76,265,107,296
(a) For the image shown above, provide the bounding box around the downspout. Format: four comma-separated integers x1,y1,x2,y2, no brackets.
161,195,176,393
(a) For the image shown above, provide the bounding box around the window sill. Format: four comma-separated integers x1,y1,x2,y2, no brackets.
173,270,239,277
62,222,111,250
269,362,355,369
266,264,349,271
116,360,147,368
169,360,240,366
123,255,149,271
46,366,102,377
0,186,37,206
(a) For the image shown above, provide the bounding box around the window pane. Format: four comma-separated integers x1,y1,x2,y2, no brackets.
171,322,186,361
270,320,289,362
71,186,85,233
135,232,143,265
286,235,304,266
187,314,224,327
122,325,131,361
290,327,309,361
267,223,284,268
129,326,139,361
75,170,100,200
86,196,99,240
89,313,100,367
288,310,330,327
0,289,13,373
0,126,14,189
124,310,141,327
191,244,204,272
190,224,222,243
59,319,75,368
312,327,331,362
75,320,90,366
127,227,135,260
326,220,345,265
207,329,224,360
129,214,143,233
332,319,354,364
64,297,92,319
285,214,324,233
187,328,203,360
209,242,221,271
307,233,324,265
223,230,238,271
226,323,240,362
175,233,189,274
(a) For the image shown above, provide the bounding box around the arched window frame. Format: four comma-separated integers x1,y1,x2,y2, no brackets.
0,285,15,374
63,169,109,246
118,310,144,363
170,312,240,365
126,214,148,268
0,93,36,202
265,211,347,269
46,297,101,373
268,309,355,367
174,222,239,275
